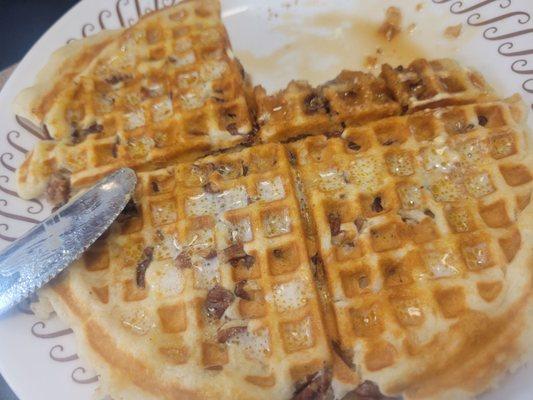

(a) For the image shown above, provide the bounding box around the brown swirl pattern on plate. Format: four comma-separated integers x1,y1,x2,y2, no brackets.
433,0,533,106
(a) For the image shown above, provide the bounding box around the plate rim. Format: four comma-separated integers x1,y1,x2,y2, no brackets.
0,0,533,398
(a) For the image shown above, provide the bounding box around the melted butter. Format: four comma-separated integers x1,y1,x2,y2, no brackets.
273,280,308,312
192,255,219,289
120,308,155,335
185,186,248,216
147,260,185,296
426,252,460,279
263,208,291,237
257,176,286,201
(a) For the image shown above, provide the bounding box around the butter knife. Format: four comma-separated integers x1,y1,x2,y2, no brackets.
0,168,137,315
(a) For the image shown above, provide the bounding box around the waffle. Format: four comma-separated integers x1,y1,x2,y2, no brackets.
18,55,494,201
41,142,333,400
254,72,399,144
39,95,533,399
16,0,254,200
255,59,495,144
12,0,533,397
13,28,122,131
287,96,533,398
380,58,495,112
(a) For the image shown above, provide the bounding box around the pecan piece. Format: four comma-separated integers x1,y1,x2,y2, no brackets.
45,172,71,208
310,253,324,279
226,123,240,135
424,208,435,218
354,216,366,233
303,92,329,115
175,252,192,269
105,73,132,85
205,285,234,319
327,212,341,237
117,199,139,223
136,247,154,288
234,280,252,300
310,253,323,268
347,141,361,151
85,122,103,134
223,243,246,261
217,326,247,343
371,196,384,213
292,367,332,400
351,380,399,400
204,181,221,194
72,123,103,144
204,249,217,259
231,254,255,268
223,243,255,268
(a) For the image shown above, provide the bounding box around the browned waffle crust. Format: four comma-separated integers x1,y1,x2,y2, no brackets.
17,54,496,201
16,0,254,200
255,59,495,144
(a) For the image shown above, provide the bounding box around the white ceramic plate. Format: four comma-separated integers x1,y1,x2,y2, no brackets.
0,0,532,399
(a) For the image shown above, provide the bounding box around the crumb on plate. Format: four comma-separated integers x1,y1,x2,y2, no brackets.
364,55,379,69
378,6,402,41
444,24,462,38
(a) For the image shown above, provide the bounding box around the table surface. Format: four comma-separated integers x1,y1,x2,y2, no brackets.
0,63,22,400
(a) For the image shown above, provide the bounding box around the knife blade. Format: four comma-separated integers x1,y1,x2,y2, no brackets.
0,168,137,315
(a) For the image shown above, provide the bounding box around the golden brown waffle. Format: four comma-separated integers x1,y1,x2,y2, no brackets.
42,142,333,400
288,96,533,398
16,0,254,200
255,71,400,144
380,58,495,112
14,1,532,397
322,70,401,127
254,80,338,144
40,96,533,399
14,29,122,130
18,56,496,202
255,59,495,144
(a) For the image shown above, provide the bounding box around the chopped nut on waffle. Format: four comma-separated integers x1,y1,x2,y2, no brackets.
42,142,332,400
381,58,496,112
255,59,495,144
16,0,254,200
254,80,336,143
288,96,533,398
255,71,399,144
322,70,401,127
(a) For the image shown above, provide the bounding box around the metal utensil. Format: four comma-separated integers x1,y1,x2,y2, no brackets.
0,168,137,315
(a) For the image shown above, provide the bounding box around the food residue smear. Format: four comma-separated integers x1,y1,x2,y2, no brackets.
378,6,402,41
237,3,465,91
